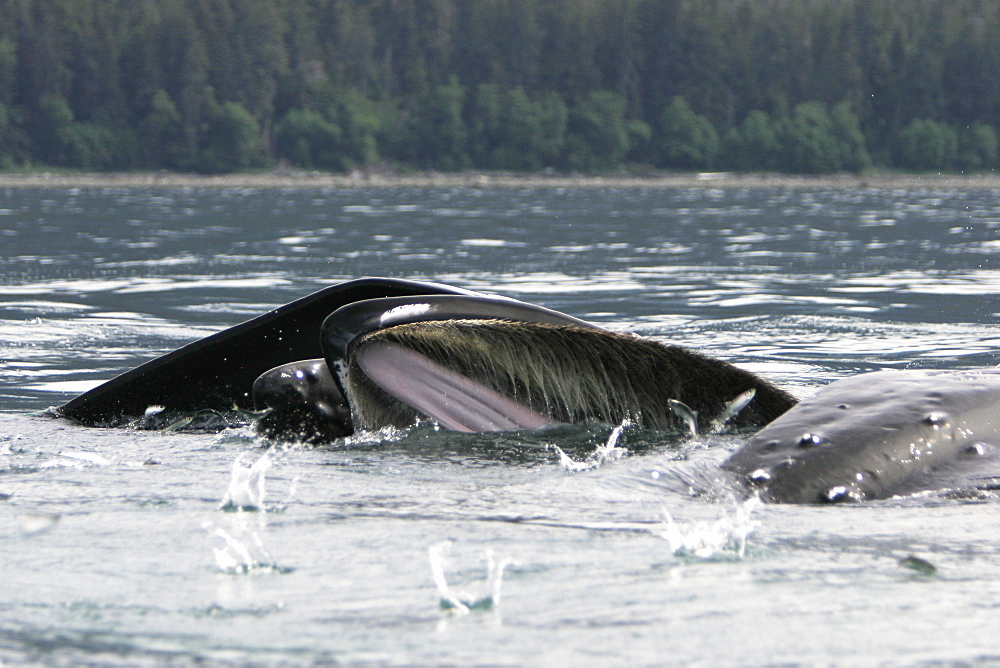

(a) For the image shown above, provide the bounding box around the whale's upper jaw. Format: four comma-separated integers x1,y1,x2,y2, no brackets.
722,369,1000,504
252,359,354,443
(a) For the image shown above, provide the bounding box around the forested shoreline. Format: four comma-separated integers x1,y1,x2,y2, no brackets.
2,0,999,175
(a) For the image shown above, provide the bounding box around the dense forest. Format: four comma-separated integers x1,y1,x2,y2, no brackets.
1,0,999,174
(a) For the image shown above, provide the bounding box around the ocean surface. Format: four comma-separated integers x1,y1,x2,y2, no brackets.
2,183,1000,665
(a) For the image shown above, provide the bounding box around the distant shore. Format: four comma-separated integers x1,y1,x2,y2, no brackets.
1,169,1000,190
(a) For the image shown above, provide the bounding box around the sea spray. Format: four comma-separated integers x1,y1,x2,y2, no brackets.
212,448,295,574
553,420,630,472
220,451,272,512
338,424,408,447
428,541,512,614
218,439,308,512
213,525,257,573
657,495,760,560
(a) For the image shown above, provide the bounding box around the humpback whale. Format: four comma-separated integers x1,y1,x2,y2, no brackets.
54,277,1000,503
56,277,794,435
723,369,1000,503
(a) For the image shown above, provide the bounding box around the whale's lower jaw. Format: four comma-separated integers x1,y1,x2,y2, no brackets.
56,278,477,426
723,369,1000,503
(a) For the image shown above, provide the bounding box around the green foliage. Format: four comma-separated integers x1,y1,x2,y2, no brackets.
401,76,468,171
0,38,16,106
830,102,872,172
64,122,126,170
274,109,345,170
957,123,998,172
654,96,719,170
138,90,183,169
625,118,653,164
0,102,11,168
30,95,75,165
25,93,134,169
722,111,782,172
3,1,1000,174
535,92,570,168
467,84,568,170
0,100,27,168
778,102,843,174
198,102,268,173
565,90,632,171
336,88,381,168
897,118,958,171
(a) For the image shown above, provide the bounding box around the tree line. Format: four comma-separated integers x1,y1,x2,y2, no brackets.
1,0,998,174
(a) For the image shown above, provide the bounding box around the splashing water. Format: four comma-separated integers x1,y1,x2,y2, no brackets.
657,496,760,560
553,420,630,472
428,541,511,614
338,424,409,447
212,449,291,574
212,447,300,573
210,519,289,575
213,525,259,574
20,514,59,536
220,451,272,511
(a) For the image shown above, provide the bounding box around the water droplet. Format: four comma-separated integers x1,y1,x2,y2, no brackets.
963,443,987,457
797,433,825,449
922,412,948,427
822,485,849,503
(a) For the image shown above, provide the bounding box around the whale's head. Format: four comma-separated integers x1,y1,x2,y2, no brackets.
723,370,1000,503
253,359,353,442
